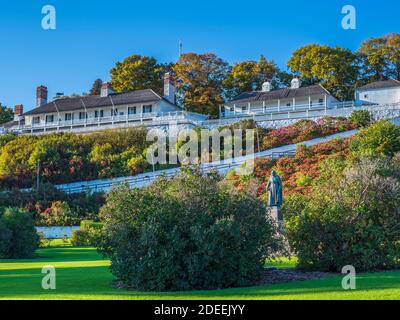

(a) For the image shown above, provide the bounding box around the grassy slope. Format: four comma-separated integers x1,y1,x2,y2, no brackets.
0,247,399,300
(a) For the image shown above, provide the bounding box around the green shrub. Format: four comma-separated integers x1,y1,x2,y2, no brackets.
71,220,103,247
349,110,372,127
284,157,400,272
0,208,39,259
70,230,89,247
37,201,79,226
0,184,104,227
98,169,281,292
350,120,400,158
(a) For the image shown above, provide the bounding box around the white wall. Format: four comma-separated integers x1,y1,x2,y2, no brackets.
356,87,400,105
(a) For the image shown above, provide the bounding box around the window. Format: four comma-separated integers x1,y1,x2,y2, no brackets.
65,113,73,121
79,112,87,120
45,115,54,123
242,106,247,111
94,110,104,118
128,106,137,115
364,94,369,99
318,99,324,104
112,109,118,116
32,117,40,125
143,105,152,113
286,103,291,107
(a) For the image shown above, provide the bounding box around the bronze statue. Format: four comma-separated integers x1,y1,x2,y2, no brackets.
266,171,283,207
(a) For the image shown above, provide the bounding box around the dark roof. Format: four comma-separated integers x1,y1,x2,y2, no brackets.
228,84,331,105
2,119,25,128
357,79,400,91
24,89,170,116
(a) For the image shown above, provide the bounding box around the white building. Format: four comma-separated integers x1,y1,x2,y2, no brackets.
5,73,208,135
355,79,400,106
220,78,340,118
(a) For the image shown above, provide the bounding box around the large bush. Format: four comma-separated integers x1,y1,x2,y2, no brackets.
98,169,281,292
350,120,400,157
0,208,39,259
284,157,400,272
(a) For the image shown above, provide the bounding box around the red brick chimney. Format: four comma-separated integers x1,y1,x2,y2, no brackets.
163,73,175,104
14,104,23,121
36,85,48,107
100,82,114,97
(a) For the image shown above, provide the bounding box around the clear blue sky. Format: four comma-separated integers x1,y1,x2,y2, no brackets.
0,0,399,111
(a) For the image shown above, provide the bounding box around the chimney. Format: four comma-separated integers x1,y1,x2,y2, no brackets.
101,82,114,97
291,78,301,89
163,73,175,104
14,104,23,121
36,86,48,107
262,81,272,92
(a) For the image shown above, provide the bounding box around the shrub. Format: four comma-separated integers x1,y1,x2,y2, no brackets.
98,169,281,292
284,157,400,272
350,120,400,158
0,185,104,227
261,117,354,150
0,208,39,259
0,127,149,188
70,230,89,247
295,172,312,187
71,220,103,247
349,110,372,127
37,201,78,226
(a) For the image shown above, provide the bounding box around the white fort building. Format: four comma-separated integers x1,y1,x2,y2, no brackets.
4,73,207,135
3,77,400,135
220,78,400,120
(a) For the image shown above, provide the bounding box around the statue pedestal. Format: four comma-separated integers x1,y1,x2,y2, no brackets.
267,206,284,232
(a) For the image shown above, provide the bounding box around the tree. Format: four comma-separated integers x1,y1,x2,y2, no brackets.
288,44,359,100
89,79,103,96
110,55,165,93
98,169,282,291
358,36,391,82
357,33,400,82
173,53,229,117
0,103,14,125
0,208,39,259
223,55,279,99
387,33,400,80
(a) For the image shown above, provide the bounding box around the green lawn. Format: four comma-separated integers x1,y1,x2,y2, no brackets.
0,247,399,300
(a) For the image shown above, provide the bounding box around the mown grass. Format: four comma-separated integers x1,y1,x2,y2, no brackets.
0,247,399,300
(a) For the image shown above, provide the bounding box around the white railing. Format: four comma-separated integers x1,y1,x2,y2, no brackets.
220,101,346,119
56,150,297,194
20,111,196,132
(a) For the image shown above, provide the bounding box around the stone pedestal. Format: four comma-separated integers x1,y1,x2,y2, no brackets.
267,206,284,232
